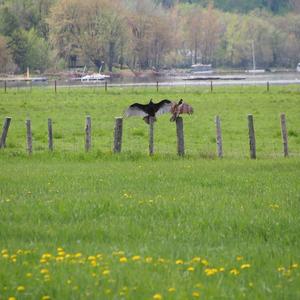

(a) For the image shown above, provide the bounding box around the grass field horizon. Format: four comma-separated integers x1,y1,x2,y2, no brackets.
1,86,300,299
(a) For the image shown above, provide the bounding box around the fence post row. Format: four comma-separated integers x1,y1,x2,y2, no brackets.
48,118,53,151
280,113,288,157
26,119,32,154
0,117,12,149
149,117,155,156
248,114,256,159
215,115,223,158
176,117,185,156
113,117,123,153
85,116,92,152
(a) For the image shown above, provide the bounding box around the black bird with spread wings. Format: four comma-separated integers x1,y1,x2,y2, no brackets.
124,99,172,124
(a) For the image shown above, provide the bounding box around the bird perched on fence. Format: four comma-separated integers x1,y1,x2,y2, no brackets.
170,99,194,122
124,99,172,124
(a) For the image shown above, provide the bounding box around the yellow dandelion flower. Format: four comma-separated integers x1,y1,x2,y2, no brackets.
236,256,243,261
219,267,225,272
153,293,163,300
204,268,218,276
188,266,195,272
74,253,82,258
292,263,298,269
158,258,165,264
132,255,141,261
90,260,97,267
26,273,33,278
105,289,111,294
88,256,96,261
241,264,251,269
67,280,72,284
17,286,25,292
102,270,110,276
201,259,209,266
55,256,64,262
194,283,203,289
145,256,153,263
176,259,184,265
249,282,254,288
168,287,176,293
1,249,8,254
119,257,127,263
41,296,51,300
277,267,285,272
57,247,64,252
230,268,240,275
192,257,201,263
8,297,16,300
16,249,23,255
2,254,9,259
192,291,200,297
40,269,49,274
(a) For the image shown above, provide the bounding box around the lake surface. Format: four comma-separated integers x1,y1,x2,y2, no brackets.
2,72,300,89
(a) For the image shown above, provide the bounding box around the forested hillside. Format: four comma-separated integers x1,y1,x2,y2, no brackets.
0,0,299,74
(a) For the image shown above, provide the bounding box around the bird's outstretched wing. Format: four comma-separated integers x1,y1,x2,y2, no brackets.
170,99,194,121
124,103,148,118
154,99,173,116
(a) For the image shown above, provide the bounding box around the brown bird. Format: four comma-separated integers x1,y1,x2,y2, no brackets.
170,99,194,121
124,99,173,124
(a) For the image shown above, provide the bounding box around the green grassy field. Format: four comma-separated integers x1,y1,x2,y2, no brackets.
0,86,300,299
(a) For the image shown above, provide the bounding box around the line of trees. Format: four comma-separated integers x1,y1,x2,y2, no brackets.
0,0,300,74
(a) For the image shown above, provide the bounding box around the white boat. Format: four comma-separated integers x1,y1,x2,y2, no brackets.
190,63,213,74
297,63,300,72
80,73,110,82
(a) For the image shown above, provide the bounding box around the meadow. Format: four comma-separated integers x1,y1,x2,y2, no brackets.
0,85,300,299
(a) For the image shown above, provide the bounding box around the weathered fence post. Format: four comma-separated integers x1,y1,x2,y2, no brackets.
105,81,107,92
54,80,57,93
48,118,53,151
85,115,91,152
267,81,270,92
113,117,123,153
0,117,12,149
176,117,185,156
149,117,155,155
210,81,213,93
4,80,7,93
156,81,159,92
26,119,32,154
215,115,223,158
280,113,288,157
248,114,256,159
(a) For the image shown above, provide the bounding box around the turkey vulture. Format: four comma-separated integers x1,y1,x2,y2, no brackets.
124,99,172,124
170,99,194,121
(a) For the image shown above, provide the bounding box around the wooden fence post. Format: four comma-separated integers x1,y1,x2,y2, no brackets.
26,119,32,154
280,113,288,157
54,80,57,93
156,81,159,92
215,115,223,158
248,114,256,159
4,80,7,93
48,118,53,151
105,81,107,92
149,117,155,155
211,81,213,93
85,115,91,152
0,117,12,149
113,117,123,153
176,117,185,156
267,81,270,92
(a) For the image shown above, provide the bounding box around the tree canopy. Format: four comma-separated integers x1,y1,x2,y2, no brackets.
0,0,299,73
